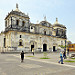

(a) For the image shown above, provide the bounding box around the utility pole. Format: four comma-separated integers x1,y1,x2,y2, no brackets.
65,40,67,58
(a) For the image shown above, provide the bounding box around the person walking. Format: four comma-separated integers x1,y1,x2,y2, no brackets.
58,51,64,64
63,51,66,59
32,48,34,55
20,51,24,62
67,48,69,56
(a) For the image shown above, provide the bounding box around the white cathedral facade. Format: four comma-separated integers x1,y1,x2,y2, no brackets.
0,4,67,52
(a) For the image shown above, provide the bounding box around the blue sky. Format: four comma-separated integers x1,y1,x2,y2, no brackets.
0,0,75,43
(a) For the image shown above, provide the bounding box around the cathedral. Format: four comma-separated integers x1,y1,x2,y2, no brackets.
0,4,67,52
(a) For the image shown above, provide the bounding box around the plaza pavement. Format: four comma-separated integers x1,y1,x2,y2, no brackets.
13,52,75,67
0,52,75,75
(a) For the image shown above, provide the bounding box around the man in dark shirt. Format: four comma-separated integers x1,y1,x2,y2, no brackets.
21,51,24,62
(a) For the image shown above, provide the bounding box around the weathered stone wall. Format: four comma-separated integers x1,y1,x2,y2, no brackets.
3,31,65,52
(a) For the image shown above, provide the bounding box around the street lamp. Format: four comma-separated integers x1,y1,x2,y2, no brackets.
40,36,42,52
65,40,67,58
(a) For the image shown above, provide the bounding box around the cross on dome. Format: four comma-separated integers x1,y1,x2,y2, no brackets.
56,18,58,22
14,3,20,12
54,17,59,24
16,3,18,9
44,16,46,21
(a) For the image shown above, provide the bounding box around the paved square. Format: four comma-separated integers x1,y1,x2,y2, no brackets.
0,53,75,75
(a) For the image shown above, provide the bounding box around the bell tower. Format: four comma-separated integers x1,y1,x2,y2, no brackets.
5,4,30,32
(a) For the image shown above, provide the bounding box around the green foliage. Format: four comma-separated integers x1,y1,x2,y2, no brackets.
40,52,50,59
27,56,34,57
59,45,69,48
40,57,50,59
59,45,65,48
64,60,75,62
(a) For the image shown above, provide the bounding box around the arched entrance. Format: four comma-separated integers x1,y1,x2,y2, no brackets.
4,38,6,48
30,40,37,52
19,39,23,46
43,44,47,51
53,46,56,52
31,45,34,51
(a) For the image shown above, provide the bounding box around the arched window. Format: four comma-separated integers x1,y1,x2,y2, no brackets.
22,21,25,27
19,39,23,46
16,20,19,25
5,21,7,27
8,19,9,25
56,28,58,36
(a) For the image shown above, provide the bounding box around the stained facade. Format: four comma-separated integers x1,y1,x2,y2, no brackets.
0,4,67,52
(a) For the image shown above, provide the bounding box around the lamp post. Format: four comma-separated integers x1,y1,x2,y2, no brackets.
40,36,42,52
65,40,67,58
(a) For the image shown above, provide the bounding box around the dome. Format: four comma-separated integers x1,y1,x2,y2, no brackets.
5,4,29,19
53,18,66,28
10,10,29,18
39,21,52,27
